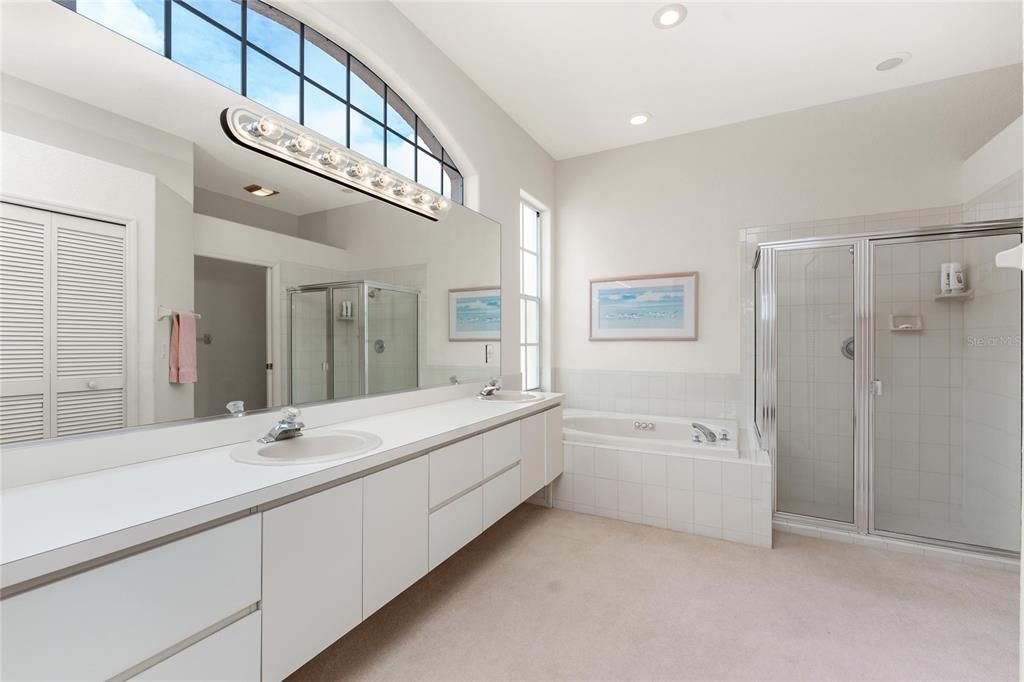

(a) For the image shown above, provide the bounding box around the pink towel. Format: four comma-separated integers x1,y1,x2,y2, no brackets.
169,312,198,384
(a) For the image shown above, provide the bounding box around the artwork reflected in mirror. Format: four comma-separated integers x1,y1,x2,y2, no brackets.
0,2,500,445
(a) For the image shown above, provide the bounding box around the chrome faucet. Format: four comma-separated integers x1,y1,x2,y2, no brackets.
479,379,501,397
259,406,305,443
691,422,718,443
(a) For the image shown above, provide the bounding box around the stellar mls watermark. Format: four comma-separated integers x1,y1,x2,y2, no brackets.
965,335,1022,347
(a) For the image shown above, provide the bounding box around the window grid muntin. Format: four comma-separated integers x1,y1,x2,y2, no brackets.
68,0,463,203
520,202,541,391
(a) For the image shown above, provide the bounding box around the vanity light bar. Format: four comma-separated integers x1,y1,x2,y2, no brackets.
220,107,451,221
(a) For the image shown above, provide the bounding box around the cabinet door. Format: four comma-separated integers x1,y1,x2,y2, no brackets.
429,435,482,507
262,480,362,682
428,488,482,570
544,406,564,484
520,412,546,501
136,612,261,681
482,422,520,478
483,464,521,529
363,456,429,617
0,516,260,681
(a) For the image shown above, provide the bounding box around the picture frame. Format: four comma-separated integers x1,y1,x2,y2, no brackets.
589,272,698,341
449,287,501,341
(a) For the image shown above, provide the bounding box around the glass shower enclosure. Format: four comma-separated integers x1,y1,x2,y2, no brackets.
288,281,419,404
755,220,1023,555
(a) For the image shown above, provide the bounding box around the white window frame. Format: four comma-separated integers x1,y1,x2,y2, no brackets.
519,201,541,391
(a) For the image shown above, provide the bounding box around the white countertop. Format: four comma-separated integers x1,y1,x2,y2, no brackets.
0,393,563,589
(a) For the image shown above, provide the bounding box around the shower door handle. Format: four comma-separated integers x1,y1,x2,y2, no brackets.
871,379,883,397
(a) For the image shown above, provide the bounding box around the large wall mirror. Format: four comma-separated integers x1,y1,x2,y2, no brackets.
0,2,500,446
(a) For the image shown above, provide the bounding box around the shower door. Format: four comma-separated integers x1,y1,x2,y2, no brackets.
365,287,419,395
288,288,330,405
759,221,1022,554
331,284,363,400
871,231,1022,552
769,243,858,525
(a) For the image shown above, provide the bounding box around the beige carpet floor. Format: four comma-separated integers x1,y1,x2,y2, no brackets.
290,505,1019,681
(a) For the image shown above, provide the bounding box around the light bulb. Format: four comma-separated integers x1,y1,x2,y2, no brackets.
285,135,316,155
371,173,392,189
345,162,367,179
412,192,429,205
318,149,344,166
247,117,283,140
392,182,411,197
430,197,449,212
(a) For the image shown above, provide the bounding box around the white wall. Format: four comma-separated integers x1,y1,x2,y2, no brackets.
280,0,557,380
193,188,300,237
554,66,1023,376
961,116,1023,204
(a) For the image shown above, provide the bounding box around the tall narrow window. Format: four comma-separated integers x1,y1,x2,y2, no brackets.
519,202,541,391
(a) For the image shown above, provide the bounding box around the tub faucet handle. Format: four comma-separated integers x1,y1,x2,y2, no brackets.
718,428,730,441
691,429,704,444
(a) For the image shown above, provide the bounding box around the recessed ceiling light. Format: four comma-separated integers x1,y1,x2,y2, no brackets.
629,112,651,126
876,52,912,72
244,184,279,197
653,3,687,29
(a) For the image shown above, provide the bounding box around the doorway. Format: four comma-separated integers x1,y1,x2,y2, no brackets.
193,256,270,418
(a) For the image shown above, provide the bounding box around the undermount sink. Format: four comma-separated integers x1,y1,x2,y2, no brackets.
478,391,542,403
231,431,382,465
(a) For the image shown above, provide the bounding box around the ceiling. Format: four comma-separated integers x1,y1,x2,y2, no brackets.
0,1,366,216
396,1,1024,160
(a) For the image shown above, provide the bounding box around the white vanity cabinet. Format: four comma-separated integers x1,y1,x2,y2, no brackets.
429,435,483,507
135,611,261,681
261,479,363,681
520,412,547,500
0,516,261,681
544,405,564,484
363,456,429,617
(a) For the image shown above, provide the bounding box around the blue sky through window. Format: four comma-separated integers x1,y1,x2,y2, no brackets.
77,0,164,53
171,2,240,91
71,0,461,199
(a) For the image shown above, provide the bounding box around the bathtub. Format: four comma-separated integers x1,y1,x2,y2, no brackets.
562,409,739,459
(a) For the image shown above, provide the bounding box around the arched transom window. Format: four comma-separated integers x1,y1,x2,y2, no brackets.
64,0,465,203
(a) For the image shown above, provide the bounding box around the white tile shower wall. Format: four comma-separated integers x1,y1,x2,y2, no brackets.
554,443,772,548
738,203,1021,545
873,234,1022,551
551,369,740,420
774,247,856,521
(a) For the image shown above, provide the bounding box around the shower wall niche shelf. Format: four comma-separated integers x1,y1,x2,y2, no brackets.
933,290,973,301
888,314,922,332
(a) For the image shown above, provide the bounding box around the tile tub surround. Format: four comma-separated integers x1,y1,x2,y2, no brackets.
552,368,741,420
554,442,772,548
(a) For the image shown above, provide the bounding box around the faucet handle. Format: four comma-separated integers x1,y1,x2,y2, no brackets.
281,406,301,421
226,400,245,416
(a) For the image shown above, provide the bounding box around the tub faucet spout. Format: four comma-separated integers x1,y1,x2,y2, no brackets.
691,422,717,442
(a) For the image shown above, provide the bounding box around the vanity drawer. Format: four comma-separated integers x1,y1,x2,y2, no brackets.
483,464,521,529
135,611,261,681
429,435,483,507
428,487,483,570
482,422,521,478
0,515,261,681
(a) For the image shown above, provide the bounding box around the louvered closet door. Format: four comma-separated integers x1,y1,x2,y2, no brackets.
0,203,51,445
51,214,127,437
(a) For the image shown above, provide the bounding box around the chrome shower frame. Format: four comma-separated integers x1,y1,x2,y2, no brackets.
287,280,420,403
754,218,1023,556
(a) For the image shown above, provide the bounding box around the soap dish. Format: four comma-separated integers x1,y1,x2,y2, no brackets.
889,314,922,332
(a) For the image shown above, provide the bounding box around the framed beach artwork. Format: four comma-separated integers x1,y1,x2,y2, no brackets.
449,287,501,341
590,272,698,341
